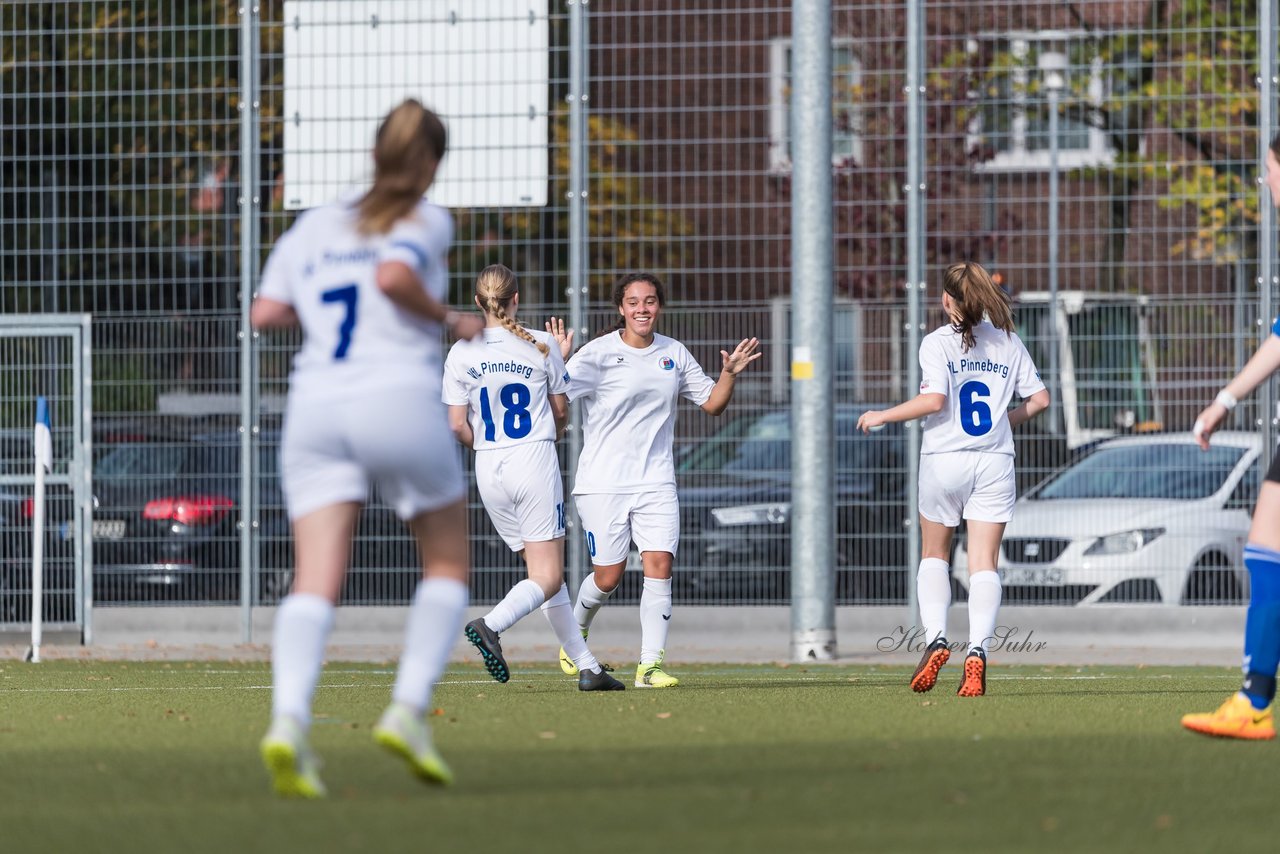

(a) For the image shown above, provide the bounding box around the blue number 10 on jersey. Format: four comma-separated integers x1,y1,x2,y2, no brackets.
478,383,533,442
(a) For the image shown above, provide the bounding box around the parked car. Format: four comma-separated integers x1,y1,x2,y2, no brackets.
673,405,909,603
90,430,442,604
952,432,1263,605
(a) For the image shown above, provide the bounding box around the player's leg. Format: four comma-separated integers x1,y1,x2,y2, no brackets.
632,487,680,688
910,454,963,693
368,403,470,783
910,514,955,693
261,404,367,798
571,493,632,627
463,448,536,683
374,497,470,785
262,500,360,798
958,519,1005,698
1183,477,1280,739
954,454,1015,698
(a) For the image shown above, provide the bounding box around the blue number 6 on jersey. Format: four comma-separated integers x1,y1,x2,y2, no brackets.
958,380,994,436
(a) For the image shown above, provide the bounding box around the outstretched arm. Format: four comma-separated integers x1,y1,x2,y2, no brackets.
1008,388,1051,429
856,393,946,433
701,337,762,416
1193,334,1280,449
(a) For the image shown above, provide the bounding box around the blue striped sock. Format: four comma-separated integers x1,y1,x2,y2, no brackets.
1241,544,1280,710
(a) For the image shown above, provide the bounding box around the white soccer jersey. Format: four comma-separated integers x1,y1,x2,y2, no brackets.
567,331,716,494
442,327,570,450
257,199,454,399
917,320,1045,456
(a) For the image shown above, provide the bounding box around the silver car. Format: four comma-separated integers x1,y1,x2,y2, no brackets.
953,432,1263,605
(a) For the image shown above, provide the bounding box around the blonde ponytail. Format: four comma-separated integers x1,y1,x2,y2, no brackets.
356,99,448,235
475,264,549,356
941,261,1014,352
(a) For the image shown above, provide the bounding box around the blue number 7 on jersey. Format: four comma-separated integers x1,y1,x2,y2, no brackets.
321,284,359,360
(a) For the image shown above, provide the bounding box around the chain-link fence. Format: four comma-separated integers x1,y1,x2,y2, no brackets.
1,1,1275,625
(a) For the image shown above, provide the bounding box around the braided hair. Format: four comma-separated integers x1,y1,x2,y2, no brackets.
475,264,548,356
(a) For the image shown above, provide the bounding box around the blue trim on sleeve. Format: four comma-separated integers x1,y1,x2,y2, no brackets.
389,240,429,271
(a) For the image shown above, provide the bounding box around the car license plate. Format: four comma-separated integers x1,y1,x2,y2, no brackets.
1003,567,1063,586
93,519,126,540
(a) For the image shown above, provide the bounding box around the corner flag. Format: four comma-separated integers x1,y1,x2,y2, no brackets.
34,396,52,473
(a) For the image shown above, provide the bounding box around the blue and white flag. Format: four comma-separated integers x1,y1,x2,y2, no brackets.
34,396,52,473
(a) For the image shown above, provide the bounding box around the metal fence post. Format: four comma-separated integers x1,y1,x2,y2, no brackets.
566,0,588,596
1260,1,1277,467
239,2,261,642
904,0,925,628
789,0,835,662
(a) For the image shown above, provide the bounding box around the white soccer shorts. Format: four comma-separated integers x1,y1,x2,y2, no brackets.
281,389,465,521
573,486,680,566
917,451,1016,527
475,440,566,551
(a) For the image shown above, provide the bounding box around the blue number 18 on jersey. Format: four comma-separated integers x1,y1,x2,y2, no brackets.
478,382,533,442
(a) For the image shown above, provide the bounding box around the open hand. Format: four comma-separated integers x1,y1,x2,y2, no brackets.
545,316,575,361
720,337,762,375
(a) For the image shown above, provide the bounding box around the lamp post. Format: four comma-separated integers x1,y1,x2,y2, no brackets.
1039,50,1066,436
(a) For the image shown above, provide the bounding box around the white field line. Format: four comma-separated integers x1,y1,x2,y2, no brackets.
0,671,1237,694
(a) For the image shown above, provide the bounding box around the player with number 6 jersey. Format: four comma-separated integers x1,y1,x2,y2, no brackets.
858,261,1049,698
443,264,623,692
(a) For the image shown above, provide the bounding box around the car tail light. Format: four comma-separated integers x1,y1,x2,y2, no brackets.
142,495,234,526
21,497,34,519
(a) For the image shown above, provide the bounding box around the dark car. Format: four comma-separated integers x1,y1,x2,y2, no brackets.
674,405,909,603
91,431,438,604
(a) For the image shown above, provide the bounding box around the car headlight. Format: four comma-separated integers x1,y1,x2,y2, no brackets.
710,503,790,526
1083,528,1165,556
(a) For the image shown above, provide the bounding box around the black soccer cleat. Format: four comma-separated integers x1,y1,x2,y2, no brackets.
578,666,626,692
464,618,510,684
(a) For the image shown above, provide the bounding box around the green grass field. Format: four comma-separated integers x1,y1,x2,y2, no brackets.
0,660,1274,854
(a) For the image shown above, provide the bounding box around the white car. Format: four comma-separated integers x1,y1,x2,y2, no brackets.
953,432,1264,605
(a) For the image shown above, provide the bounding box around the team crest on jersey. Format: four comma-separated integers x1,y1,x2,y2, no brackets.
467,367,483,380
562,371,570,382
658,356,675,371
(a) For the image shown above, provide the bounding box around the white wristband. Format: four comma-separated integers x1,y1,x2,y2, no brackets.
1214,390,1238,411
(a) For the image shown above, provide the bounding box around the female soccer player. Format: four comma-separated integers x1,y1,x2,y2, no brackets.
1182,131,1280,741
552,272,761,688
857,261,1049,697
443,264,623,691
250,99,486,797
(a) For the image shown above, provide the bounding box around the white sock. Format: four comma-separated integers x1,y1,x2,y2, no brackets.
967,570,1002,655
271,593,335,729
391,577,469,713
639,576,673,665
573,573,613,631
916,557,952,644
542,583,600,672
483,578,546,635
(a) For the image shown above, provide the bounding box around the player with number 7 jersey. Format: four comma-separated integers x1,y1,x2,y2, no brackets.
443,264,623,691
858,261,1049,698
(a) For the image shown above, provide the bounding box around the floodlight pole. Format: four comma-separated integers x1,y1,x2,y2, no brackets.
789,0,836,663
